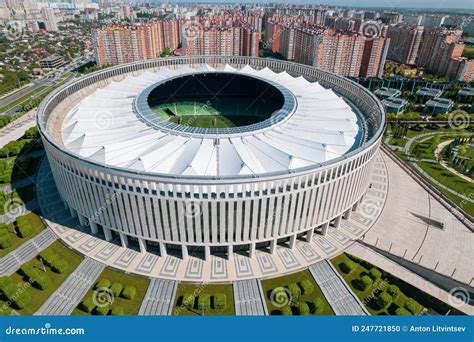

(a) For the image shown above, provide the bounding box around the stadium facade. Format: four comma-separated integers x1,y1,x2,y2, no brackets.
38,56,385,260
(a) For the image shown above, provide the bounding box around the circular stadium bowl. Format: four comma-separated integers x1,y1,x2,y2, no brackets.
37,56,385,259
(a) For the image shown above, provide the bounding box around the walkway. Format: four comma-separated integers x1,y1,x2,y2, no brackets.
138,279,178,316
0,111,36,147
347,242,474,315
434,139,473,184
309,260,367,315
0,228,57,276
233,279,268,316
36,155,389,283
35,258,105,315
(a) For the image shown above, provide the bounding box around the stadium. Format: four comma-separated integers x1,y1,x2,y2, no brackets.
37,56,385,261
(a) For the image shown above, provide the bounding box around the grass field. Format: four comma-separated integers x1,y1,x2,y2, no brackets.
261,269,334,316
0,212,45,258
173,282,235,316
1,241,83,315
73,267,149,316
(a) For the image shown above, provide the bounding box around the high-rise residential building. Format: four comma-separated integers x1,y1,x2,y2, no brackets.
293,28,323,66
41,7,58,31
279,26,296,60
386,25,424,65
360,37,390,77
162,19,180,51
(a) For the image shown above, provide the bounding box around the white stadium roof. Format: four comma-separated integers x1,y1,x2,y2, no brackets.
61,65,362,177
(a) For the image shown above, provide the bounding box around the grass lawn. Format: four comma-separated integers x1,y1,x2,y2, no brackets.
0,212,45,258
388,137,408,148
261,269,334,316
72,267,149,316
1,240,83,315
331,253,457,315
173,282,235,316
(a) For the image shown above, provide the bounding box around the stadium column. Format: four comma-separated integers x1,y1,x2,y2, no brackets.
249,243,256,257
227,245,233,260
119,233,129,248
63,200,69,210
204,246,211,260
159,242,166,256
306,228,314,242
343,208,352,220
138,238,147,253
103,227,113,242
321,222,329,236
69,207,77,218
333,215,342,228
89,221,98,235
289,235,296,249
77,213,86,226
270,239,277,254
182,245,188,260
352,201,359,211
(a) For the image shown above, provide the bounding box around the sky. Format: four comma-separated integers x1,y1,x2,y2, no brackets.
159,0,473,11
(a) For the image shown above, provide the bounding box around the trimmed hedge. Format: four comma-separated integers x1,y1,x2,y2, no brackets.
111,307,124,316
309,298,324,315
340,260,356,274
121,285,136,300
281,306,292,316
376,292,392,310
95,279,111,289
288,283,301,302
0,235,12,249
395,308,411,316
298,279,314,295
182,293,196,308
110,283,123,297
19,262,50,290
94,305,110,316
359,275,374,290
38,249,69,274
198,294,211,311
17,224,32,238
0,276,31,309
214,293,226,310
387,285,401,300
369,268,382,280
297,302,310,316
404,298,423,314
79,298,96,313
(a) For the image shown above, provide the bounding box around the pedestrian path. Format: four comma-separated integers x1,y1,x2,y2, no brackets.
233,279,268,315
309,260,368,315
138,278,178,316
35,257,105,315
0,228,57,276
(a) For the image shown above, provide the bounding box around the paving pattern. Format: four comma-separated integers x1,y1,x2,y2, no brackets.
0,228,57,276
36,154,389,283
233,279,268,316
309,260,368,315
138,278,178,316
35,258,105,315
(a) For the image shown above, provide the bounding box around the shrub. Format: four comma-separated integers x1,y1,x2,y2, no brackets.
121,285,136,300
0,235,12,249
340,260,356,274
288,283,301,302
395,308,411,316
197,294,211,311
0,277,31,309
281,306,292,316
376,292,392,310
17,224,32,238
182,293,195,308
0,148,9,158
404,298,423,315
297,303,310,316
94,305,109,316
111,307,124,316
19,262,50,290
0,305,12,316
214,293,226,310
51,259,69,274
110,283,123,297
387,285,400,300
298,279,314,295
359,275,374,290
309,298,324,314
79,298,95,313
369,268,382,280
95,279,111,289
